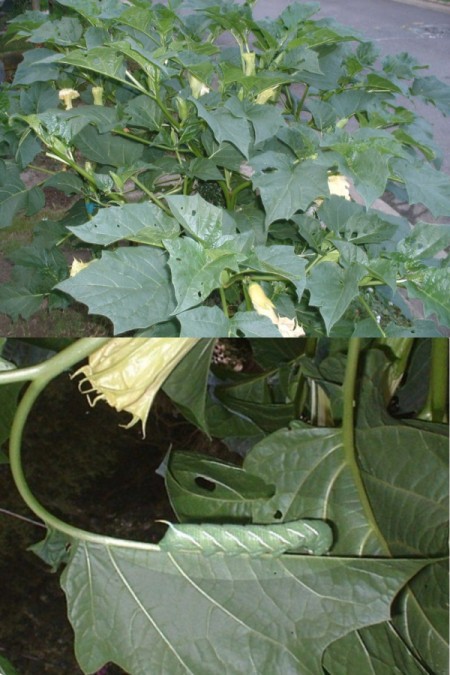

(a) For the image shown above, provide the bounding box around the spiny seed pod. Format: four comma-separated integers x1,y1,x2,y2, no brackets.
72,338,199,436
159,520,333,557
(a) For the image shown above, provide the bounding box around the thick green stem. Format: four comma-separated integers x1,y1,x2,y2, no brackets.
418,338,449,422
132,177,172,214
8,338,159,551
342,339,391,555
219,287,229,318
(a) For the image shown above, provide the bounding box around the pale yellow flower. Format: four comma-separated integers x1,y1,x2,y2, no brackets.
92,86,104,106
248,283,305,337
58,88,80,110
327,174,351,200
72,338,199,436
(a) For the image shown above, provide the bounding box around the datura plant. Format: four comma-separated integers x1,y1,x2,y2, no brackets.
0,337,448,674
0,0,449,336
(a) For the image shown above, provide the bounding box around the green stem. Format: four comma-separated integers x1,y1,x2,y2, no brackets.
132,177,172,214
342,339,391,556
8,338,159,551
219,287,229,318
27,164,57,176
418,338,449,422
293,338,317,420
358,295,386,338
296,84,309,118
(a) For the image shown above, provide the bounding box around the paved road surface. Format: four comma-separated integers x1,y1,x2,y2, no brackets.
253,0,450,173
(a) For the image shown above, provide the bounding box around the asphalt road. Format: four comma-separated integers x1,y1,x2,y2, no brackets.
253,0,450,172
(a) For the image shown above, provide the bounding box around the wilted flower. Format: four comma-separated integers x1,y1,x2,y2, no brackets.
72,338,199,436
58,88,80,110
255,86,279,105
248,283,305,337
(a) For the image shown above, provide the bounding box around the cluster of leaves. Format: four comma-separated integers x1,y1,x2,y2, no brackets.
0,0,450,335
1,337,448,674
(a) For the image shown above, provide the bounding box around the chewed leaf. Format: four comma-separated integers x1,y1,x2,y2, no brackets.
158,519,333,557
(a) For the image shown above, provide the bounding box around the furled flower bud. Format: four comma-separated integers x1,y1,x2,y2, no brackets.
72,338,199,436
92,86,104,106
255,86,279,105
248,283,305,337
242,51,256,77
58,88,80,110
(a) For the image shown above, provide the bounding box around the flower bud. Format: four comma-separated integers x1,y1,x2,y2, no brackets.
92,86,104,106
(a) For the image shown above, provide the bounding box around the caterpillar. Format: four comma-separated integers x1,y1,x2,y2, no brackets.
158,519,332,558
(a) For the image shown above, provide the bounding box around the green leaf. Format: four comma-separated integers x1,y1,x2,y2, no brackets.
245,245,307,299
0,655,20,675
72,125,144,168
55,247,176,334
231,311,283,337
393,159,450,218
0,284,45,321
162,339,215,434
165,238,241,314
398,222,450,260
324,622,430,675
61,540,426,675
68,203,180,246
166,194,225,245
393,562,449,675
0,160,42,228
124,95,164,131
27,16,84,46
178,306,230,337
165,451,274,521
405,267,450,327
244,426,383,554
350,148,390,207
192,98,252,159
60,46,128,83
411,76,450,117
356,425,448,556
13,48,62,85
308,262,366,334
44,172,84,195
250,155,329,225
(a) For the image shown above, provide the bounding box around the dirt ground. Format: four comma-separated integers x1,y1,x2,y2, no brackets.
0,340,250,674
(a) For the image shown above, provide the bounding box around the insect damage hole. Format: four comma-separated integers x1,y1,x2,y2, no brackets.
195,476,216,492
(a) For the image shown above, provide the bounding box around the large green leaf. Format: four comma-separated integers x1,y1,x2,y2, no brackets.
393,159,450,218
61,540,426,675
165,238,241,314
55,247,176,334
307,262,366,334
411,76,450,117
405,267,450,327
165,194,225,245
162,339,215,433
68,203,180,246
393,562,449,675
250,155,330,225
244,425,383,554
72,126,144,168
323,622,430,675
165,451,274,521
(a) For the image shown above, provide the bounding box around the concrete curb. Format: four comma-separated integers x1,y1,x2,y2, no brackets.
392,0,450,13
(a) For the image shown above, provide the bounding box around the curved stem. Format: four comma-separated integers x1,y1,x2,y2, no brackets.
342,339,391,555
8,338,159,552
